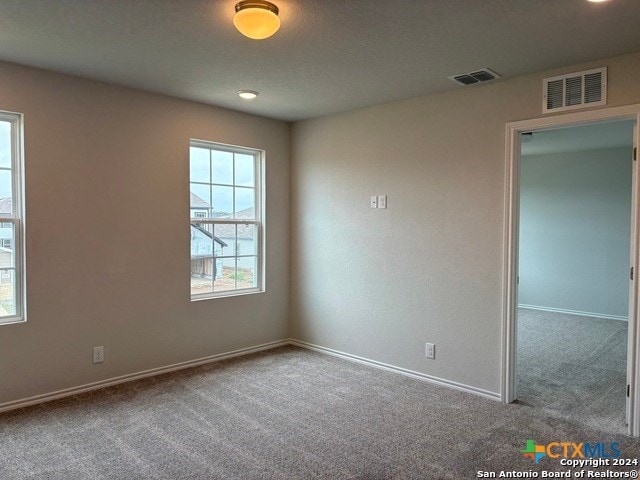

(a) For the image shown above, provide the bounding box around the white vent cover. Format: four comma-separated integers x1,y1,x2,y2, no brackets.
543,67,607,113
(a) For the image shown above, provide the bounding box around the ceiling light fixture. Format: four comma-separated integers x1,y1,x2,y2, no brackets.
237,90,259,100
587,0,610,2
233,0,281,40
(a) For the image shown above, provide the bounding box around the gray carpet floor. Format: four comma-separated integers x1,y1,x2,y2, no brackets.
2,345,640,479
517,308,628,434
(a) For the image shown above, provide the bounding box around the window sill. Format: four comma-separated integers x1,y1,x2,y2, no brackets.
0,316,26,326
191,287,264,302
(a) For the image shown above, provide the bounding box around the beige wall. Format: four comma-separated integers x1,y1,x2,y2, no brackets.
3,50,640,406
0,62,290,404
291,52,640,395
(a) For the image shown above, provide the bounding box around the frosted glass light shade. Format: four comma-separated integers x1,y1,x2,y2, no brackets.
233,1,281,40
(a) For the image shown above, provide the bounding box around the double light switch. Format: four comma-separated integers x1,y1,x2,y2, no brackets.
370,195,387,209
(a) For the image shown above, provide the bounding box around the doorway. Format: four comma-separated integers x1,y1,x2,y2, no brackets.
517,120,634,434
501,105,640,436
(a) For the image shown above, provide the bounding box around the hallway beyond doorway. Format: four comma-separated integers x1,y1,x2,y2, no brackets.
517,308,627,435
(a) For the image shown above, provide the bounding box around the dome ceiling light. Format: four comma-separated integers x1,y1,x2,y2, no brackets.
233,1,281,40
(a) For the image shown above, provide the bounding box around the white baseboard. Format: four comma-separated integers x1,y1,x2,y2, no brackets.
1,337,501,414
0,339,289,414
289,339,500,401
518,304,628,322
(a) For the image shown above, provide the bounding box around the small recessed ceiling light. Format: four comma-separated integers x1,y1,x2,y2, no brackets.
587,0,610,2
237,90,259,100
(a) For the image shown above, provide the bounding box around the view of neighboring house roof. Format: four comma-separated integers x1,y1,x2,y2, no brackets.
209,207,256,239
235,207,254,219
191,223,227,249
190,192,209,209
0,197,11,215
190,192,256,240
190,191,255,219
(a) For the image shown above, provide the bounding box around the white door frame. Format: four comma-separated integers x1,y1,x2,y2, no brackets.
501,104,640,437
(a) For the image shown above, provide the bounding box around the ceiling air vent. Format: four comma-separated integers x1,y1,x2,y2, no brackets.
543,67,607,114
449,68,500,86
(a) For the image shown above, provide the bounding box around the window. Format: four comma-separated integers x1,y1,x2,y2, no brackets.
189,140,263,299
0,111,24,324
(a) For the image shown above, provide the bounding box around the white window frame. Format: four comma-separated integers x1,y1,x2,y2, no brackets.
189,139,264,300
0,110,25,325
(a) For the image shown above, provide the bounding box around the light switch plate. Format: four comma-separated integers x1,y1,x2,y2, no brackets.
370,196,378,209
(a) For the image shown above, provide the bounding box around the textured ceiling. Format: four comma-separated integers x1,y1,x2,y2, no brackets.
521,120,635,156
0,0,639,121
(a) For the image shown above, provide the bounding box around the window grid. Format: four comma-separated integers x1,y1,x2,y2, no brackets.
190,141,262,300
0,111,24,325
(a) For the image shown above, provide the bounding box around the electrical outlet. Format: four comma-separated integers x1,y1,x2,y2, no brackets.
378,195,387,209
93,346,104,364
425,342,435,359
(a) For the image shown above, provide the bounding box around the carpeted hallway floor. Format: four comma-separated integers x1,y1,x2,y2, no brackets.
517,308,628,434
2,345,640,479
